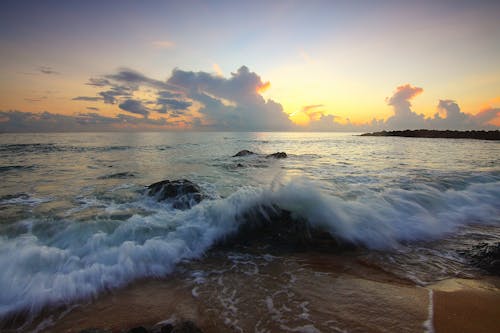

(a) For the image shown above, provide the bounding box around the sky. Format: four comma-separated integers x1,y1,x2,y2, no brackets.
0,0,499,132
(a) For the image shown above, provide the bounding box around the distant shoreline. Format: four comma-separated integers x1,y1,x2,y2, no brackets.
361,129,500,140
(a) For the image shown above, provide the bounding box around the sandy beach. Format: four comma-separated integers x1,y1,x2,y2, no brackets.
31,252,500,333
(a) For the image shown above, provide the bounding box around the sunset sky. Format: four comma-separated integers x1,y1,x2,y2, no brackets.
1,0,499,131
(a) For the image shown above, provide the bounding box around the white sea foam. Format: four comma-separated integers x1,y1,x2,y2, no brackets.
0,177,499,322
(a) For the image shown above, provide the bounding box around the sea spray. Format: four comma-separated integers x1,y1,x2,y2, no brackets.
1,176,500,323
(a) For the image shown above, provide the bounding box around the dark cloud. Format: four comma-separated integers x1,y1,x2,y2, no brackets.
86,78,111,87
38,66,59,75
73,96,101,101
105,68,174,91
157,90,181,99
24,96,47,103
99,86,132,104
156,98,192,113
0,110,167,132
118,99,150,117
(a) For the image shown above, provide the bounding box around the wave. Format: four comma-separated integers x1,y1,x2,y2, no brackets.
0,165,35,173
0,176,499,324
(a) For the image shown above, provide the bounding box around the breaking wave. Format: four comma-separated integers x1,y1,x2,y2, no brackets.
0,176,499,323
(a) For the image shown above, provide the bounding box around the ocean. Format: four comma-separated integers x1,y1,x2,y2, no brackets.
0,132,499,332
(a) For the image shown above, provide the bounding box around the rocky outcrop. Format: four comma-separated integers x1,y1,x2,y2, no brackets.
218,205,354,252
266,152,287,159
361,130,500,141
147,179,204,209
461,242,500,276
233,149,255,157
232,150,287,159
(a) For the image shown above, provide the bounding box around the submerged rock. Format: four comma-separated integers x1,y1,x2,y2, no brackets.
266,152,287,159
462,242,500,276
147,179,204,209
127,327,149,333
98,171,136,179
151,320,204,333
233,149,255,157
219,205,353,252
171,321,203,333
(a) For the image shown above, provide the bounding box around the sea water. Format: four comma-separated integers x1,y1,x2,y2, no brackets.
0,132,499,329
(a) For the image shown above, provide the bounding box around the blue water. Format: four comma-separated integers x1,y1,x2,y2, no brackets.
0,132,499,323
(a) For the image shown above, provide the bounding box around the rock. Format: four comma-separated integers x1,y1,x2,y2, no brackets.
266,152,287,159
171,321,203,333
159,324,174,333
79,329,112,333
218,205,353,252
98,171,136,179
360,129,500,141
152,320,203,333
147,179,204,209
462,242,500,275
233,149,255,157
127,327,149,333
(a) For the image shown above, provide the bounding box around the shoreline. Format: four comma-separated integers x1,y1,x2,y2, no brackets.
24,252,500,333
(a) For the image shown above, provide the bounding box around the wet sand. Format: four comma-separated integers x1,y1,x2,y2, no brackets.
431,278,500,333
29,252,500,333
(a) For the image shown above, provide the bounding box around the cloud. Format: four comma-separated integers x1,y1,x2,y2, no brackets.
384,84,426,129
213,63,223,77
167,66,292,130
86,107,99,111
381,85,499,130
72,65,498,132
24,96,47,103
473,107,500,124
86,78,111,87
0,110,168,132
99,86,132,104
156,98,192,114
73,96,101,101
105,68,172,90
118,99,150,117
152,40,174,49
38,66,59,75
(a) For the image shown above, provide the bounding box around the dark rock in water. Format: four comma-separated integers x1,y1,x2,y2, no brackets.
233,149,255,157
127,327,149,333
236,163,244,168
462,242,500,276
151,320,203,333
219,205,353,252
98,171,136,179
171,321,203,333
266,152,287,159
147,179,204,209
79,329,112,333
157,323,174,333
